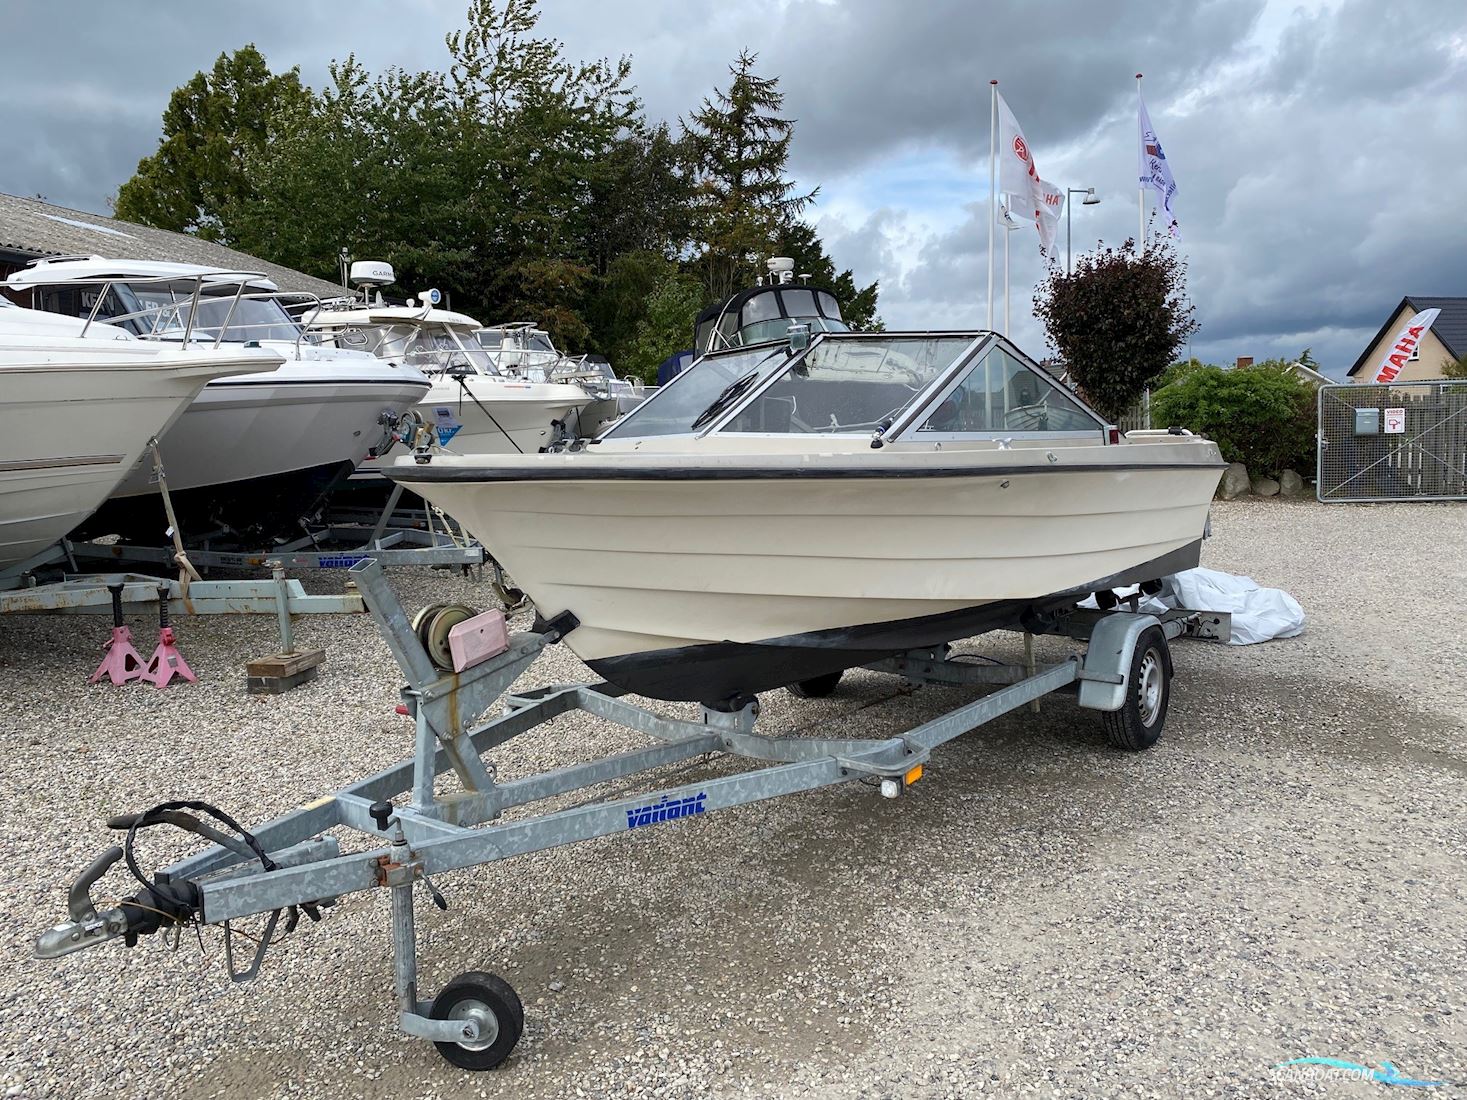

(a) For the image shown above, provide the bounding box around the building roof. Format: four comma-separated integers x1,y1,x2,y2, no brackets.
0,192,344,300
1346,295,1467,376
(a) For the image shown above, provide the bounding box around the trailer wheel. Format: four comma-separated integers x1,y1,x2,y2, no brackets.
788,670,843,698
430,971,524,1070
1102,626,1171,751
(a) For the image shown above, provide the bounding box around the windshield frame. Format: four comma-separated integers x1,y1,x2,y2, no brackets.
598,337,793,440
129,285,304,344
889,334,1107,441
703,330,990,438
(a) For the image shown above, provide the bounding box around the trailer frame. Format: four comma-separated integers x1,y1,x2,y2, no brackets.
37,559,1227,1068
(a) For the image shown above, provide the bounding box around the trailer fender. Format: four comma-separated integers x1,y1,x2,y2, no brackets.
1077,613,1164,712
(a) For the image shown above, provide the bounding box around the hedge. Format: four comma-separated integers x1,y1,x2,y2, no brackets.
1150,363,1316,475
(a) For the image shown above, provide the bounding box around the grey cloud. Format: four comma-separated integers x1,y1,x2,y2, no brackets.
2,0,1464,377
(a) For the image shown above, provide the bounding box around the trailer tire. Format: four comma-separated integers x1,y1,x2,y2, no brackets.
430,971,524,1070
1102,626,1171,751
788,670,843,698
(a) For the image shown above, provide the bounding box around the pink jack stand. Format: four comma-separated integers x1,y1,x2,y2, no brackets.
88,583,145,686
140,586,197,689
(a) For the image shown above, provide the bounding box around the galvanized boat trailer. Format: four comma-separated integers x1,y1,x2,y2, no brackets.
36,559,1227,1071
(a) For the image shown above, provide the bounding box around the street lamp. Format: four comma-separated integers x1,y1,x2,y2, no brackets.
1066,187,1101,275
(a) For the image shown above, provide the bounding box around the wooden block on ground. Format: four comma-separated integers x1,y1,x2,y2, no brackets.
246,648,325,695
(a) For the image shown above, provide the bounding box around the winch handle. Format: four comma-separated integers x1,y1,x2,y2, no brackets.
68,845,122,922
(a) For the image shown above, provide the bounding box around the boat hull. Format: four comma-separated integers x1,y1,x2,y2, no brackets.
0,350,268,571
422,377,593,456
390,450,1225,703
84,362,429,539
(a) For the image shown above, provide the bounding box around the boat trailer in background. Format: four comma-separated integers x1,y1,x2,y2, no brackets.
35,559,1228,1071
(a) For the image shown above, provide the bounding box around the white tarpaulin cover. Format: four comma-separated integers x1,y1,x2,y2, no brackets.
1084,568,1305,645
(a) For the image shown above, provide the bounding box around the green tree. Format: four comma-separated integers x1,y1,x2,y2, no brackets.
1033,238,1198,420
1442,352,1467,379
114,45,308,241
683,51,817,303
447,0,637,265
228,59,474,294
621,267,706,382
773,220,881,330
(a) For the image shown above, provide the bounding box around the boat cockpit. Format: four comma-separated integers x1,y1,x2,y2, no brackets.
6,258,306,347
694,283,850,356
305,308,496,376
600,330,1107,444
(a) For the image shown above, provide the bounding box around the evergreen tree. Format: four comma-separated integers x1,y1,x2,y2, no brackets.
682,51,816,303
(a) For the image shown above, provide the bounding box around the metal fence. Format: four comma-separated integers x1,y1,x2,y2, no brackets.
1317,380,1467,502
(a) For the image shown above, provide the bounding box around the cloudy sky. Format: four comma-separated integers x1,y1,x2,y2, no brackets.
4,0,1464,376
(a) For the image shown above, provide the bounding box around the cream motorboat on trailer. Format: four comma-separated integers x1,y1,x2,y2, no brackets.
0,298,281,573
387,330,1226,705
5,258,430,540
303,300,594,465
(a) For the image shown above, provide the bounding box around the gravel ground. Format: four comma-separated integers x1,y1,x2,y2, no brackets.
0,499,1463,1099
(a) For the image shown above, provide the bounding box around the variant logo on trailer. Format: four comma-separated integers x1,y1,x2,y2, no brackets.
625,792,707,829
1374,309,1441,383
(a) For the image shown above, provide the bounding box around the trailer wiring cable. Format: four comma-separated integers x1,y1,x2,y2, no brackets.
121,799,278,888
114,799,322,957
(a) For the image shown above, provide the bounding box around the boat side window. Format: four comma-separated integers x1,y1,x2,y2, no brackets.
36,285,141,332
695,318,716,353
916,346,1100,434
720,335,974,435
602,346,786,438
816,291,842,321
715,311,741,349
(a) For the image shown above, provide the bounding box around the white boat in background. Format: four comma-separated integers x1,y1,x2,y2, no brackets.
303,296,595,467
4,257,430,540
0,298,280,572
387,327,1226,706
475,322,653,434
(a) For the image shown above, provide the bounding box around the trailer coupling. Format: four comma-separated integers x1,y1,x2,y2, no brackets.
35,800,338,982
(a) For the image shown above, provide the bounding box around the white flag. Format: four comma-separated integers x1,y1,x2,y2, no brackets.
1373,309,1440,383
1138,96,1180,239
1037,178,1064,254
996,91,1060,256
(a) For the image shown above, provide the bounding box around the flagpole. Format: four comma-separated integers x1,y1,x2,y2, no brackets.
1003,206,1011,335
987,79,998,330
1136,73,1145,251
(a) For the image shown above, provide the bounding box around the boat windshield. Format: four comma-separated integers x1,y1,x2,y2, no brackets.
478,329,563,376
396,326,495,374
718,334,977,434
130,286,303,343
601,344,789,438
908,344,1103,436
